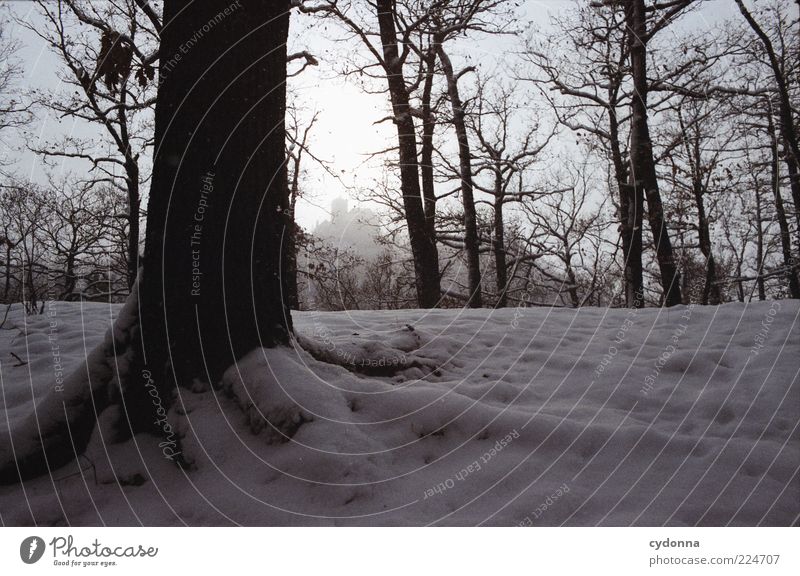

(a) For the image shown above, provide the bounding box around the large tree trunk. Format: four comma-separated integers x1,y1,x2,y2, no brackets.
375,0,441,308
735,257,745,302
564,251,580,308
436,40,482,307
129,0,294,428
0,0,295,484
780,136,800,245
625,0,681,307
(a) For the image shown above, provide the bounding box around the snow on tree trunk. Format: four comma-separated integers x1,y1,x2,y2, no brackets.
0,279,142,484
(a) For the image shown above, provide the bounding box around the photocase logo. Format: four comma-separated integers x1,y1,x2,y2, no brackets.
20,536,45,564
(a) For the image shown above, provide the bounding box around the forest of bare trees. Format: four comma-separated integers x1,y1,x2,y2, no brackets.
1,0,798,314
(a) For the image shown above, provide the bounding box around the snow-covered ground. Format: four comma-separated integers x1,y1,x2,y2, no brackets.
0,300,797,526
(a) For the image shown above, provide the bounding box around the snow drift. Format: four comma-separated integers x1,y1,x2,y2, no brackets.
0,301,797,526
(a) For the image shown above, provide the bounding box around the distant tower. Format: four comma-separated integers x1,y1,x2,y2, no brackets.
331,197,348,221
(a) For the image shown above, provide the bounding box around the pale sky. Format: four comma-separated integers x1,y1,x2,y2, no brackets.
2,0,743,230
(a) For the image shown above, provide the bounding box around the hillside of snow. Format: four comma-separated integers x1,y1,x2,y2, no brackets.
0,300,797,526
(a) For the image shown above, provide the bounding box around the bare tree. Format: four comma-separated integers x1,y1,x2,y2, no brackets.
0,15,31,171
0,183,48,309
294,0,442,307
20,0,159,290
522,4,643,306
286,106,319,310
423,0,514,307
659,98,728,304
433,41,483,306
734,0,800,242
37,177,128,300
522,159,611,308
765,98,800,297
620,0,689,306
470,77,552,306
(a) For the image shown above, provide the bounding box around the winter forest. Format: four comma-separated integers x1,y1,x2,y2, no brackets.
0,0,797,528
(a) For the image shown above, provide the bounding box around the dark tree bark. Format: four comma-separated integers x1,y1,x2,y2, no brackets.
63,253,77,298
375,0,441,308
124,156,140,290
116,68,142,292
129,0,294,427
419,45,438,243
435,38,482,307
735,260,745,302
610,106,643,308
625,0,681,306
564,249,580,308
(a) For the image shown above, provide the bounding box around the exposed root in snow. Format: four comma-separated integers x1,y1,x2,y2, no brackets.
0,281,142,485
295,324,440,377
222,349,317,443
